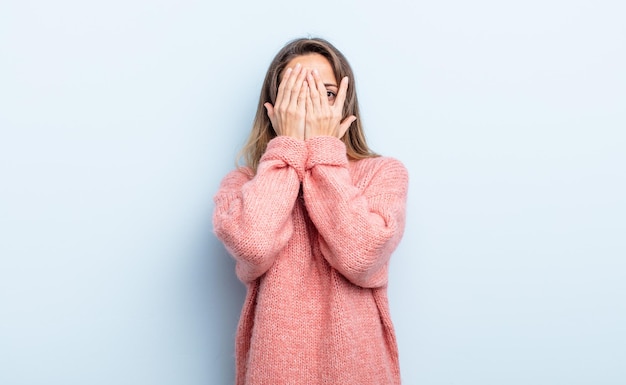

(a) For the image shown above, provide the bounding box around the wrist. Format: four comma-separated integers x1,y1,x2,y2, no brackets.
305,136,348,169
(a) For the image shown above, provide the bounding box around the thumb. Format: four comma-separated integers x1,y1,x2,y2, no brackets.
338,115,357,138
265,102,280,135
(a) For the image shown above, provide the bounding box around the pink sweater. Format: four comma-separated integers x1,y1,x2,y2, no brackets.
213,136,408,385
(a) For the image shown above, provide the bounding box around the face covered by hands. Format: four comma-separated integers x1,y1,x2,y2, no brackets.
264,53,357,141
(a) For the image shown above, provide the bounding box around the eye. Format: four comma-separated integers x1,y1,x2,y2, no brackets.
326,90,337,101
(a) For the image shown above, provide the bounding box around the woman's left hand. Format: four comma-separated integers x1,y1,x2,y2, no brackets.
305,70,357,139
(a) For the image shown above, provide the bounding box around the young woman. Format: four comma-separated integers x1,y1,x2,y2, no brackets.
213,37,408,385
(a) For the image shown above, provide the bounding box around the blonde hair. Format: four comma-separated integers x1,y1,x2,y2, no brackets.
238,37,378,172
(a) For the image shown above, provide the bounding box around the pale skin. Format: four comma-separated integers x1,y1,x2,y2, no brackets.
264,53,357,140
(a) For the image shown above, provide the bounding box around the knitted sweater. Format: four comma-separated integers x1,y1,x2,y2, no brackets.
213,135,408,385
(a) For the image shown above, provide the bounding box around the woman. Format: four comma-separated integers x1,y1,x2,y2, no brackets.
213,37,408,385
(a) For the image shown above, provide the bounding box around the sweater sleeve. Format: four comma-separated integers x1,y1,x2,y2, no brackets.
302,136,408,288
213,136,306,283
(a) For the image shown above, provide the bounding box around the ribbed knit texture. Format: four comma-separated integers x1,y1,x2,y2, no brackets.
213,135,408,385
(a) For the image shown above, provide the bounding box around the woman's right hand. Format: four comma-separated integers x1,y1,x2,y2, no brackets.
264,63,308,140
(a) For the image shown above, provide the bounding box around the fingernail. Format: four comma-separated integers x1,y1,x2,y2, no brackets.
295,63,301,69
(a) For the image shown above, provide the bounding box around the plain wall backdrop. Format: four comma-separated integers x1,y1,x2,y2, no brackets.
1,0,625,384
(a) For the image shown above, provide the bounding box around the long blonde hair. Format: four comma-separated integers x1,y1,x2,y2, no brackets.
239,37,378,172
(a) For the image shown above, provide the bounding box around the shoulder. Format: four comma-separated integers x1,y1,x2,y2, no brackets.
217,167,254,190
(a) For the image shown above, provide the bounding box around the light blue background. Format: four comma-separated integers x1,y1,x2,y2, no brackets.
1,0,625,384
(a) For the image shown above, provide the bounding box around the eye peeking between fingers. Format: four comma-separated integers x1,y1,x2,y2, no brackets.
327,90,337,103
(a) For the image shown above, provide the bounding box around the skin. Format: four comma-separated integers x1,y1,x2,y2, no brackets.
264,53,357,140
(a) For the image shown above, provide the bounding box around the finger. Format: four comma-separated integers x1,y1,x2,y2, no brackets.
289,67,308,107
311,69,328,108
307,71,321,109
306,83,314,111
264,102,278,134
275,67,292,107
305,86,314,140
334,76,350,111
297,79,308,107
338,115,357,138
305,83,314,116
283,63,303,106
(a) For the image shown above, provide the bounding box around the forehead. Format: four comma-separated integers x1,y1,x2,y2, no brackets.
283,53,336,83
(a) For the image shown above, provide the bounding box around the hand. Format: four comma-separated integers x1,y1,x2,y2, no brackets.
264,63,309,140
305,69,357,139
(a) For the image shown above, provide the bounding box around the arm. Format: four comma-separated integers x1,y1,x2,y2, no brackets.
213,136,306,283
302,137,408,288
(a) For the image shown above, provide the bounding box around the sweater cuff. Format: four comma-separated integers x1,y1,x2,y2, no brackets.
305,136,349,170
260,136,307,179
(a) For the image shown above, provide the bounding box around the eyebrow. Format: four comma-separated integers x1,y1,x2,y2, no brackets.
324,83,338,88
